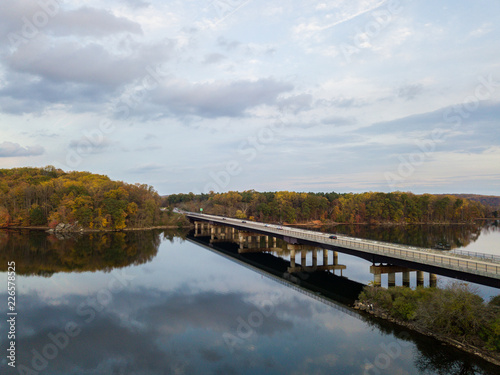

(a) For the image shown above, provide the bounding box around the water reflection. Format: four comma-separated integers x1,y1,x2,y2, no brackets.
0,229,186,275
363,316,499,375
5,289,296,374
0,229,498,374
189,224,499,373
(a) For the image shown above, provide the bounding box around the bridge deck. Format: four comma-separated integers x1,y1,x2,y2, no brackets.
186,212,500,286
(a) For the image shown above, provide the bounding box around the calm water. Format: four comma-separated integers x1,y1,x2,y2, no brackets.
0,224,499,375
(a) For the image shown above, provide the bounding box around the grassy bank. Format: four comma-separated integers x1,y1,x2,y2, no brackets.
356,283,500,364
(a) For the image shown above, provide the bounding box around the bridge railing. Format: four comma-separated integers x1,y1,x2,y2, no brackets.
451,249,500,263
186,213,500,278
276,226,500,277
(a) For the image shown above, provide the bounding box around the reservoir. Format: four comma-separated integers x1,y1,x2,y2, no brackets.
0,222,499,374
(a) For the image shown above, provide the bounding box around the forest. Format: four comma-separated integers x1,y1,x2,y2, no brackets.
0,166,491,229
0,166,187,230
165,190,490,224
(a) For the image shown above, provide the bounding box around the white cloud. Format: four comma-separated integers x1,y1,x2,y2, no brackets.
0,0,499,195
0,142,45,157
149,77,294,118
469,23,494,38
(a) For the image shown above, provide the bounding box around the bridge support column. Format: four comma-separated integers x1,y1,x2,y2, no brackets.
429,273,437,287
312,249,317,268
388,272,396,287
323,249,328,267
333,251,342,275
373,273,381,287
403,271,410,287
290,249,296,268
301,250,306,267
417,271,424,286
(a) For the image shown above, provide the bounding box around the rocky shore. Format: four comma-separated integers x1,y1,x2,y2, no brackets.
353,300,500,367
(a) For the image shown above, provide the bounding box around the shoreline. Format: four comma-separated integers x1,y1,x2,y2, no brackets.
0,225,193,232
354,301,500,367
3,217,495,232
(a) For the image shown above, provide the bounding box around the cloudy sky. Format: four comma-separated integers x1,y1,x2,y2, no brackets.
1,0,499,195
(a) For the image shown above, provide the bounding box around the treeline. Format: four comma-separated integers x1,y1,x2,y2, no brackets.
0,166,187,230
164,190,488,224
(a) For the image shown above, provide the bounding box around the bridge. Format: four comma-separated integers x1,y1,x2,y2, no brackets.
185,211,500,288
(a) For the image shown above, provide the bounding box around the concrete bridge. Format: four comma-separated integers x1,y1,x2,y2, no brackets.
194,220,348,276
185,211,500,288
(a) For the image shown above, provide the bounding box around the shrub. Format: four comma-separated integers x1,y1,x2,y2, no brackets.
489,295,500,308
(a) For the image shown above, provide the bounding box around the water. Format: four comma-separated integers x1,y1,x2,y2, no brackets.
291,220,500,299
0,226,499,374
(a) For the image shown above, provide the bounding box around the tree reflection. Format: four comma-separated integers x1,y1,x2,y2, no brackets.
413,339,493,375
0,229,185,275
312,222,491,250
360,315,499,375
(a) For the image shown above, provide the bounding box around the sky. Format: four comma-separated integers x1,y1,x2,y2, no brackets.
0,0,499,196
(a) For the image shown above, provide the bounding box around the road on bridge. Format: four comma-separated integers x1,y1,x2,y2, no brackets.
184,211,500,288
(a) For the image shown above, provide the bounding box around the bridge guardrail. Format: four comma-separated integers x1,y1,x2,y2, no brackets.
451,249,500,263
276,226,500,277
186,213,500,278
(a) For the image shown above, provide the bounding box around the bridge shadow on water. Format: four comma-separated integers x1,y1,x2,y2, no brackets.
187,231,364,306
187,228,500,374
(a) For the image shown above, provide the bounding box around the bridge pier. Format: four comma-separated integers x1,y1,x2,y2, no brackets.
287,247,346,275
430,273,437,287
388,272,396,287
403,271,410,287
417,271,425,286
370,266,439,288
194,221,211,237
235,231,282,253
